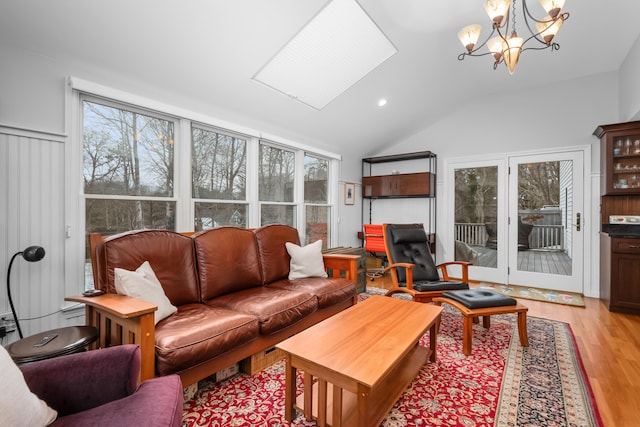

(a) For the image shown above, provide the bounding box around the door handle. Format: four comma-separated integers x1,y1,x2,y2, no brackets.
572,213,581,231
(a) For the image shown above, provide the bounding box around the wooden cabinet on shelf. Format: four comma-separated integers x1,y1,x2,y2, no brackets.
600,234,640,314
362,172,434,198
594,120,640,195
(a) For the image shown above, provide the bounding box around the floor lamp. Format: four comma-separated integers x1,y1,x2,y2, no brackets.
6,245,45,339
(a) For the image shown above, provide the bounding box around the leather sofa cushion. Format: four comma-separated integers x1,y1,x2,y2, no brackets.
154,304,259,376
254,224,300,285
269,277,355,308
194,227,263,300
207,287,317,335
97,230,200,306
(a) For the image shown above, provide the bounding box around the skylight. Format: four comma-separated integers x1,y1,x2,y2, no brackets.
252,0,397,110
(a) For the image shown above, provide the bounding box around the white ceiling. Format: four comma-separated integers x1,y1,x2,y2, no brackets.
2,0,640,157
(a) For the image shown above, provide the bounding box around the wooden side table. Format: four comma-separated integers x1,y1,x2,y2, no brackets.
6,326,99,364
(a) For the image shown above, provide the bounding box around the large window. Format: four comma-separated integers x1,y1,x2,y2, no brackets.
192,126,247,230
259,143,296,226
304,154,329,247
83,99,177,235
79,90,336,288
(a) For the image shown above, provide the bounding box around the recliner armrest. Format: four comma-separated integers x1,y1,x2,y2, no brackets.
437,261,471,282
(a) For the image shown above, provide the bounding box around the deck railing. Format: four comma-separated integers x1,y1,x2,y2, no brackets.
455,223,565,250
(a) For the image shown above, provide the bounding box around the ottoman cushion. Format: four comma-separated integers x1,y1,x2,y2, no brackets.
442,289,516,309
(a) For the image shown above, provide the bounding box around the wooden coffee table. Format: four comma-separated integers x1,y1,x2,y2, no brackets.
277,295,442,427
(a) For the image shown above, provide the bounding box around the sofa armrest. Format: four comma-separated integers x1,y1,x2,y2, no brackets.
20,345,140,416
322,254,360,281
65,294,157,381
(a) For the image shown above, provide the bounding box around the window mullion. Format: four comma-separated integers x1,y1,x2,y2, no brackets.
176,119,192,231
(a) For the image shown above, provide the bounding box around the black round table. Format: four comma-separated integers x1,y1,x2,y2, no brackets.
6,326,99,364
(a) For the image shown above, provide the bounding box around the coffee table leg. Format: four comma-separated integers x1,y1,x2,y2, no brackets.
284,355,295,421
318,378,327,427
304,372,314,421
333,384,344,427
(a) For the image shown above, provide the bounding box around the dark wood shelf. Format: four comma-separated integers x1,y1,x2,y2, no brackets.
362,151,435,164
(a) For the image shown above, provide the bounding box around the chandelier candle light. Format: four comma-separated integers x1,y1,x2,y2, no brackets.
457,0,569,74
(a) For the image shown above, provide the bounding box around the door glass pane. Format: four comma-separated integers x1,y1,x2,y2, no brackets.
516,161,571,275
454,166,498,268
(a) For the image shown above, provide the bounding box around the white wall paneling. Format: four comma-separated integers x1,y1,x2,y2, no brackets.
0,127,83,344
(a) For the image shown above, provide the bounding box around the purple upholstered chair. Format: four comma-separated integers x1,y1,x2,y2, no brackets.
20,344,183,427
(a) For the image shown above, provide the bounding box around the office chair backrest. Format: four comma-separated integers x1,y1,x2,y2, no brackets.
363,224,386,254
384,223,439,282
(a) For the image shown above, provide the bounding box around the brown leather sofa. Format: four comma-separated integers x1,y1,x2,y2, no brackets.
71,224,359,387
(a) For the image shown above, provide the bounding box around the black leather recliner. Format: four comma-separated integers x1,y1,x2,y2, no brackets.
382,223,470,302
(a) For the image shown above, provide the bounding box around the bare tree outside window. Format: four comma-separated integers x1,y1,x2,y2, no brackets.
259,143,295,226
192,127,247,230
83,100,176,234
304,155,329,246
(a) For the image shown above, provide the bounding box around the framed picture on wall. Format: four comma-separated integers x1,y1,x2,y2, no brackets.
344,182,355,205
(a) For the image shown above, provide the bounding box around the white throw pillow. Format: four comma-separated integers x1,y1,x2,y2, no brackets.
285,240,328,280
0,345,57,426
114,261,178,324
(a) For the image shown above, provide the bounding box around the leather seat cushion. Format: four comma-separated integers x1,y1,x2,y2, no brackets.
206,287,318,335
441,289,517,309
268,277,356,308
405,280,469,292
154,304,259,376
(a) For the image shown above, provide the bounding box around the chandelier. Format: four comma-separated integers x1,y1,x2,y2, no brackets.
457,0,569,74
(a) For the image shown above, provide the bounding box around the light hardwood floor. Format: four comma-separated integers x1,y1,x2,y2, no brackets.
368,274,640,427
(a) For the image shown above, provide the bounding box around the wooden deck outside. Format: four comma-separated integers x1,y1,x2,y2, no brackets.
465,245,572,275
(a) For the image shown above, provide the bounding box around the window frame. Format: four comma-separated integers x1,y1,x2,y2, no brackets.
67,77,340,292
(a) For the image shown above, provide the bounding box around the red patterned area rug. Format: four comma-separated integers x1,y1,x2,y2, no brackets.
182,304,602,426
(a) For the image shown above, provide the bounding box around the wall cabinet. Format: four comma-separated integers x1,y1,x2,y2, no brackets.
594,120,640,195
600,234,640,314
362,172,434,198
595,121,640,315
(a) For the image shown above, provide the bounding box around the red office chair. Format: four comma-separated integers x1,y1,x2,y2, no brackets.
363,224,387,280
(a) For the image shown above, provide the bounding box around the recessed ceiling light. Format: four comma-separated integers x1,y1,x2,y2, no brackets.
378,98,388,107
252,0,397,110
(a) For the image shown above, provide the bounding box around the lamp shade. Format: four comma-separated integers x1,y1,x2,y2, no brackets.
503,33,523,74
484,0,511,27
536,15,564,44
458,25,482,53
539,0,566,19
487,36,505,62
22,246,45,262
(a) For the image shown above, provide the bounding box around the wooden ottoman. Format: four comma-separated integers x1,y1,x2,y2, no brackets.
433,289,529,356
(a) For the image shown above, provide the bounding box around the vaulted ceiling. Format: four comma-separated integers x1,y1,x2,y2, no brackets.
3,1,640,157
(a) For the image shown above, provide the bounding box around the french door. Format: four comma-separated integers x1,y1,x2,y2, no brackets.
507,152,584,292
451,149,585,293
